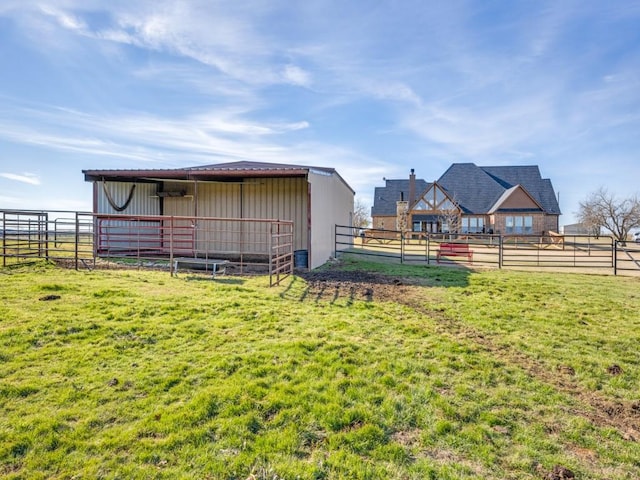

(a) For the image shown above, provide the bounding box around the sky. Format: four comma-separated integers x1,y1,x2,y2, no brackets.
1,1,639,226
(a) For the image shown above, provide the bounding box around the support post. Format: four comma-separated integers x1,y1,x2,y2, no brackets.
75,212,80,270
2,211,5,267
169,216,175,276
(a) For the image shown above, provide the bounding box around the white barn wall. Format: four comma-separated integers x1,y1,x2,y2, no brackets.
308,170,354,269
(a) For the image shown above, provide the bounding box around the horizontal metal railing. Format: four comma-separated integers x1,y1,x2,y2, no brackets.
1,209,294,283
335,225,637,276
614,241,640,275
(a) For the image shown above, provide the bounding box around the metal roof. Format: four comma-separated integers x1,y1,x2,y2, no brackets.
82,161,352,191
186,161,335,174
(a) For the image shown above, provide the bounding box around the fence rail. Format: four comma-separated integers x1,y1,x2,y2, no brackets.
614,241,640,275
336,225,638,276
0,210,294,285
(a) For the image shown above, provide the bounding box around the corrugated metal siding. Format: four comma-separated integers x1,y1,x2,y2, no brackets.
97,182,160,216
163,182,196,217
242,178,308,251
194,183,241,253
196,183,241,218
95,182,161,253
163,197,195,217
95,178,309,256
161,183,196,255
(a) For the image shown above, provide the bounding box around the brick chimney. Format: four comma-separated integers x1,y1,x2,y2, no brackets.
409,168,416,206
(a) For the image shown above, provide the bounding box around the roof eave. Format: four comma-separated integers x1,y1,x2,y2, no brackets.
83,168,310,183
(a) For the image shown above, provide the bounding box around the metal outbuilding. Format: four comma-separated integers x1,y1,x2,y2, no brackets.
82,161,354,269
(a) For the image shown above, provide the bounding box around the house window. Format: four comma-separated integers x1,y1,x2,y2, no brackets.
462,217,484,234
505,215,533,234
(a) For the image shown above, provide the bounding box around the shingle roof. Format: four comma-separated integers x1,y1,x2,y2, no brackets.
372,163,561,216
442,164,561,215
437,163,506,214
371,179,430,216
481,165,560,213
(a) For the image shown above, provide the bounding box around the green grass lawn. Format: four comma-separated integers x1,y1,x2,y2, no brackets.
1,260,639,479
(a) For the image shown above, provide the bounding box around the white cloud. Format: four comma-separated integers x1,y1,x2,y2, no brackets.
365,81,422,106
282,64,311,87
401,93,554,160
39,5,87,32
0,103,364,180
93,6,284,86
0,172,41,185
1,2,284,87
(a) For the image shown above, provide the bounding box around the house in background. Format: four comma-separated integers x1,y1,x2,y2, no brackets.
371,163,561,236
83,161,354,269
563,223,597,235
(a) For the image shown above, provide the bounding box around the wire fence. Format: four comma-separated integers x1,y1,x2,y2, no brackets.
336,225,639,276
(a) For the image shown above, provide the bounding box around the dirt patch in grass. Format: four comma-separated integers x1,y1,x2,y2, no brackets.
299,269,426,304
38,294,61,301
535,464,576,479
298,268,640,443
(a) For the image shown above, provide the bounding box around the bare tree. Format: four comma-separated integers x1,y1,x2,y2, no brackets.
437,195,461,234
438,208,461,234
352,198,371,229
577,188,640,242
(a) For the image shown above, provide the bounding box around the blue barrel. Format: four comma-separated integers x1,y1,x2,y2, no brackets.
294,249,308,268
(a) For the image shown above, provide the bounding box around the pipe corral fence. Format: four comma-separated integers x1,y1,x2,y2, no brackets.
336,225,640,276
0,210,294,286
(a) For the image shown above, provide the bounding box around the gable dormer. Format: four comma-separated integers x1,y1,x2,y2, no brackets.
488,185,543,213
411,182,459,213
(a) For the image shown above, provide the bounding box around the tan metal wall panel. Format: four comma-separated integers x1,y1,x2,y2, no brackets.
196,182,241,218
163,197,196,217
242,178,308,251
193,183,240,253
96,181,160,216
95,178,312,256
162,182,195,217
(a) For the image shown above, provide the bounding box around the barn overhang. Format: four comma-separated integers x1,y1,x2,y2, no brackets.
82,167,309,183
83,161,354,195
